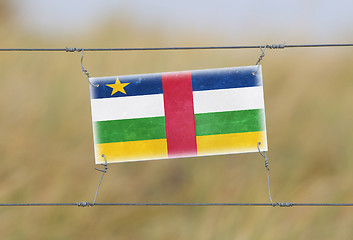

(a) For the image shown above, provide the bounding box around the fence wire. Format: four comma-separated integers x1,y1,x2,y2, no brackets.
0,43,352,52
1,202,353,207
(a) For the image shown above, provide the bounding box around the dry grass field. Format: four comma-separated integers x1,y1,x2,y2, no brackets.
1,6,353,239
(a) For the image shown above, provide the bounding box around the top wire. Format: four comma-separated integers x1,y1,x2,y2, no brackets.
0,43,353,52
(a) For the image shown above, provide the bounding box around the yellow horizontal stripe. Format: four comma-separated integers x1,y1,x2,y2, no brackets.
196,131,267,156
95,139,168,163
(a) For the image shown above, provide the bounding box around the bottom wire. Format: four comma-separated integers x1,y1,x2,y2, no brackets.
0,202,353,207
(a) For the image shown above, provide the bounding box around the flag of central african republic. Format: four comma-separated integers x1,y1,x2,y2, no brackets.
90,65,267,164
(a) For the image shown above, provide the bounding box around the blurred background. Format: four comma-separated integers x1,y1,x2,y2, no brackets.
1,0,353,239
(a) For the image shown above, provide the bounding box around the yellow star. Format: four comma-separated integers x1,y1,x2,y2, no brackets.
106,77,130,96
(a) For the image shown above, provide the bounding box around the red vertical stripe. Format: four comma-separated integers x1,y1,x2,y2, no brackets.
162,72,197,157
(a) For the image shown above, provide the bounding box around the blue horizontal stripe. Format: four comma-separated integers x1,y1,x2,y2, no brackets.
90,73,163,99
191,66,261,92
90,66,261,99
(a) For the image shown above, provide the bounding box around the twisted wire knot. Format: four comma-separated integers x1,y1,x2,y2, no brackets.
81,64,91,79
264,158,269,169
255,48,266,66
76,202,92,207
257,142,270,170
65,47,83,52
273,202,294,207
266,44,286,49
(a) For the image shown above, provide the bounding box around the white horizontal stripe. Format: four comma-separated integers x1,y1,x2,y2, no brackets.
193,86,264,114
91,87,264,122
91,94,165,122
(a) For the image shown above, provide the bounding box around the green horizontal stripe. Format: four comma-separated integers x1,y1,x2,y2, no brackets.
195,109,265,136
94,109,264,144
94,116,166,144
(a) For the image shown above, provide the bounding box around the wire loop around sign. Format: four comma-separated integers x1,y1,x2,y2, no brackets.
92,154,108,206
253,46,267,75
80,49,99,87
257,142,274,205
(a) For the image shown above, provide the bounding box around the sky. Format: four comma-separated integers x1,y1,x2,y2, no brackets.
10,0,353,43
